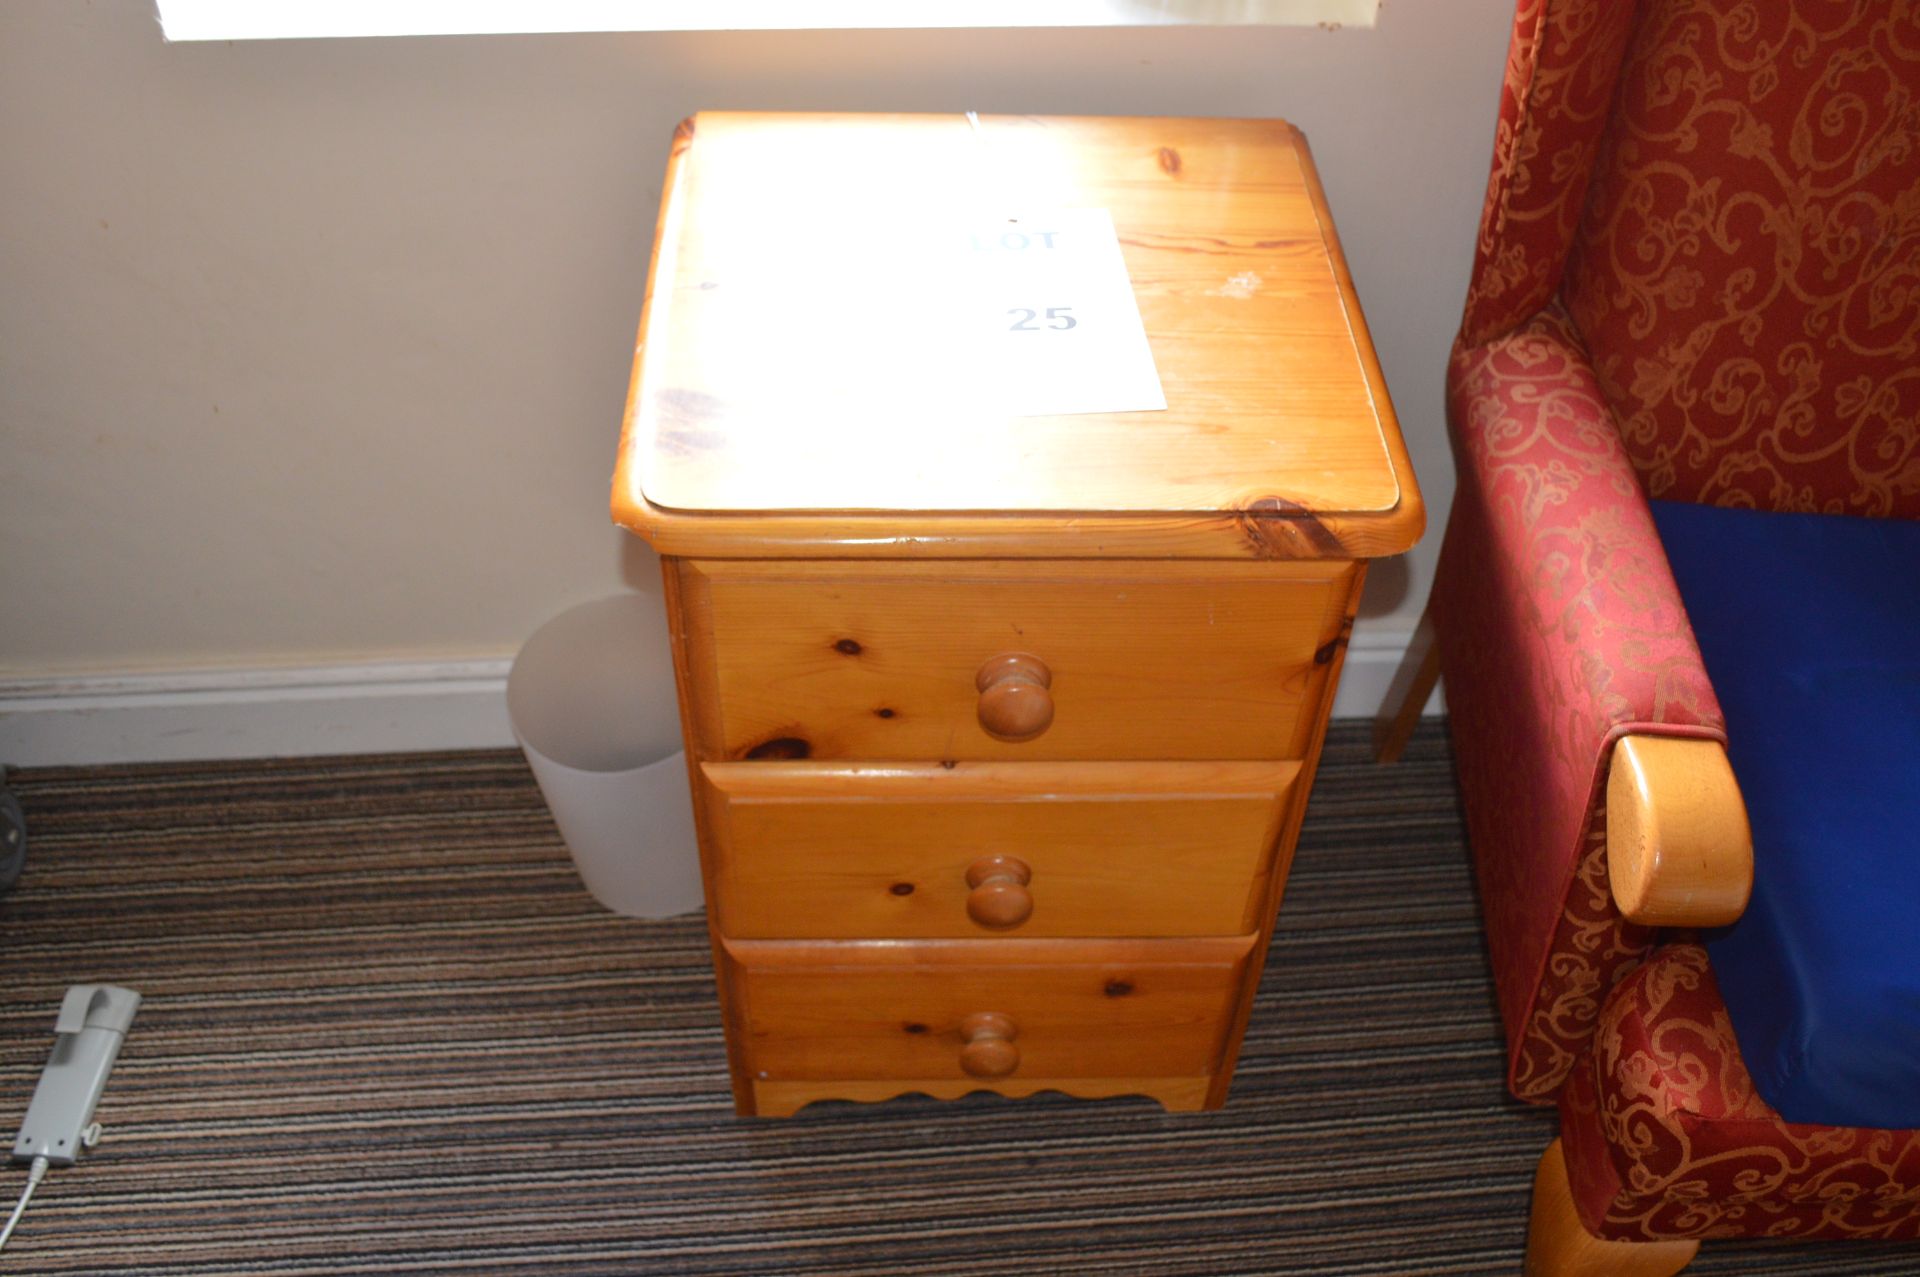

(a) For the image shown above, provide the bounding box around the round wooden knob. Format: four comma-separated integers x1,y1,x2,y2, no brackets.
975,653,1053,742
965,855,1033,929
959,1011,1020,1078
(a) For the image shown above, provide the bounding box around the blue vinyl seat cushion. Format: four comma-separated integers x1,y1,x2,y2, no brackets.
1649,500,1920,1130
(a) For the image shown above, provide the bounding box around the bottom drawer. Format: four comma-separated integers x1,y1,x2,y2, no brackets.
721,936,1253,1111
704,760,1299,939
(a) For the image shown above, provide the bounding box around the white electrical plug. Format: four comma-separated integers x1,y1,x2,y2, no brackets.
2,985,141,1253
12,985,141,1167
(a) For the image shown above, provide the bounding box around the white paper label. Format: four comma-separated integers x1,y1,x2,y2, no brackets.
669,203,1165,440
959,208,1167,417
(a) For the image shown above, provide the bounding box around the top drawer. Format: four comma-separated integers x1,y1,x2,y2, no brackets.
672,560,1356,762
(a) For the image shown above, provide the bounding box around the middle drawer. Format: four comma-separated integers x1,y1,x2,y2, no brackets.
702,759,1300,939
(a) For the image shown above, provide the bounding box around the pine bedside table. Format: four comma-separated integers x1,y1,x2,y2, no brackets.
611,112,1423,1117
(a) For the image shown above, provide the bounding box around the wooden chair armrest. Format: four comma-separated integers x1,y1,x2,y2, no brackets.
1607,735,1752,927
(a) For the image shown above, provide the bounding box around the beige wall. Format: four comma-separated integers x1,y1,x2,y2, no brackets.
0,0,1508,677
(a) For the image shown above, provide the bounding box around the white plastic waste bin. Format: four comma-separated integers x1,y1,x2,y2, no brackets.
507,594,702,918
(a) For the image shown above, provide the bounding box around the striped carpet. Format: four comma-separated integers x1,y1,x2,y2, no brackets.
1,723,1913,1275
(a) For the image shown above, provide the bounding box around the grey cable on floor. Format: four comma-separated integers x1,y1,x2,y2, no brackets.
0,1156,49,1254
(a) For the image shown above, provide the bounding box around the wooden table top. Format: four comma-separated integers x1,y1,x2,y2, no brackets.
613,112,1422,560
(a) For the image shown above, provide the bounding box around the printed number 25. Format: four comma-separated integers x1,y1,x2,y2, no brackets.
1008,307,1077,331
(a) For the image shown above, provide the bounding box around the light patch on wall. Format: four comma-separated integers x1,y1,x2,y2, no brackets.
155,0,1381,41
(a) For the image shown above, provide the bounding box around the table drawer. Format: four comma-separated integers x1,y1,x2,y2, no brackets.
722,936,1252,1084
676,560,1354,762
703,760,1299,939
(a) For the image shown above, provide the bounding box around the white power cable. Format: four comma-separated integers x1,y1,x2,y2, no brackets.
0,1155,50,1254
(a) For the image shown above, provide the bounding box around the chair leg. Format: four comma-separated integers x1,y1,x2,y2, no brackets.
1372,607,1440,763
1525,1139,1698,1277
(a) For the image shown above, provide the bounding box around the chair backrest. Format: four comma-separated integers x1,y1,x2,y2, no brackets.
1561,0,1920,517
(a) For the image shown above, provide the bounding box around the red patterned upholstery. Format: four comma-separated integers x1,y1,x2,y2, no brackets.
1564,3,1920,517
1436,0,1920,1249
1560,946,1920,1242
1434,302,1721,1101
1460,0,1640,349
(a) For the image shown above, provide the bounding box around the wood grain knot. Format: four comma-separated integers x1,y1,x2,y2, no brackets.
1157,146,1182,175
902,1022,928,1035
1235,495,1346,559
833,638,863,655
873,707,896,719
668,116,696,158
743,736,811,761
889,882,915,896
1315,618,1355,665
649,388,728,457
1103,980,1134,998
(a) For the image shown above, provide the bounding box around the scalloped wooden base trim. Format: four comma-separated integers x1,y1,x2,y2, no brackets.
750,1076,1215,1117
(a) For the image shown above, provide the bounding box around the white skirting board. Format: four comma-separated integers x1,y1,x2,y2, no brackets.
1332,626,1444,724
0,634,1440,767
0,661,517,767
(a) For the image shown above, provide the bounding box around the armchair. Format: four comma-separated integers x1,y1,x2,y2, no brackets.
1378,1,1920,1272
